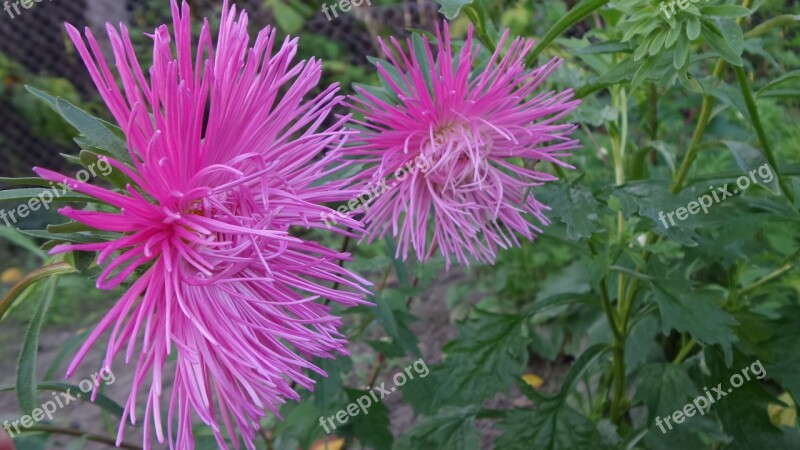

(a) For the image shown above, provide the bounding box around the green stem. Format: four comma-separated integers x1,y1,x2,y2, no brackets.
734,65,796,203
610,342,626,423
0,263,75,320
673,339,697,364
744,14,800,39
609,85,629,425
740,253,800,295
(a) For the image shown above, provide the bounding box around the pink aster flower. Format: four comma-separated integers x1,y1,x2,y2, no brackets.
345,24,581,267
33,1,370,448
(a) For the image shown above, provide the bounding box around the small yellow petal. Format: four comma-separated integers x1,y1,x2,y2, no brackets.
523,373,545,389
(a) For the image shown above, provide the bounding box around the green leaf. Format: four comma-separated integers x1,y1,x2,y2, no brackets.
649,279,738,363
428,308,534,408
495,405,608,450
720,141,781,195
0,382,124,418
634,363,706,449
572,41,632,55
717,19,744,57
412,33,435,95
274,401,324,450
26,86,131,164
496,345,611,449
436,0,475,20
673,35,689,69
18,229,117,244
687,17,701,40
537,183,607,240
700,5,751,19
16,278,57,414
0,227,47,259
371,289,421,356
310,356,348,417
648,31,668,56
78,151,131,189
384,235,410,288
701,23,743,66
705,348,800,449
614,181,702,246
0,188,96,204
757,70,800,95
394,406,480,450
0,177,52,187
340,388,394,450
526,0,611,64
759,307,800,404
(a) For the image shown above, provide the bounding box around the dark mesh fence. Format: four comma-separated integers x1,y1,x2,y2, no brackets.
0,0,440,180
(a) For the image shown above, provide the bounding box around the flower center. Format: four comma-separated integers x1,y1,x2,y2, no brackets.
421,125,493,189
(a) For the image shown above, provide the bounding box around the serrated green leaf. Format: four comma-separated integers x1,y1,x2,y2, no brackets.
538,184,606,240
496,345,610,449
495,405,608,450
26,86,131,164
394,406,480,450
430,309,530,407
634,363,706,449
17,278,57,414
650,280,737,363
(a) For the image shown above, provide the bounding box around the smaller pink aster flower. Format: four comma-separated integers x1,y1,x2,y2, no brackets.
345,23,581,267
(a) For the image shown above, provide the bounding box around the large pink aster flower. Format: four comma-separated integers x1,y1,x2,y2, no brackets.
33,1,369,448
346,24,581,267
